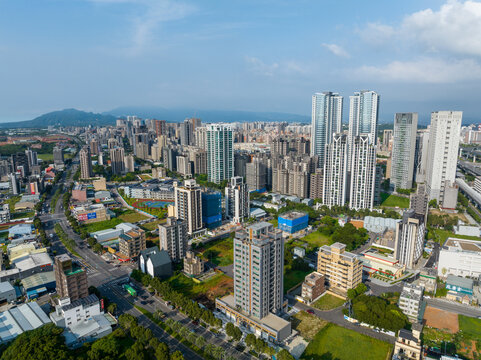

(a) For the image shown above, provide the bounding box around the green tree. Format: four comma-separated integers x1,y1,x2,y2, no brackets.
245,333,256,348
277,349,296,360
195,335,206,349
107,303,117,314
171,351,184,360
155,342,170,360
0,324,70,360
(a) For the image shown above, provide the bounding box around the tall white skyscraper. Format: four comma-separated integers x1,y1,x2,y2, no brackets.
323,134,348,207
348,90,379,169
225,176,250,223
174,179,203,236
349,134,376,210
206,124,234,184
233,222,284,319
310,92,343,167
425,111,462,207
394,211,425,269
391,113,418,190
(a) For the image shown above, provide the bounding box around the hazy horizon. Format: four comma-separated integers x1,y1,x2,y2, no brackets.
1,1,481,123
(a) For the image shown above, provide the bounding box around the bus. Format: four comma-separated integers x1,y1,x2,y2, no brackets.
123,284,137,297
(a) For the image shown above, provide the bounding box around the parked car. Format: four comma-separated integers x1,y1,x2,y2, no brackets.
306,309,315,314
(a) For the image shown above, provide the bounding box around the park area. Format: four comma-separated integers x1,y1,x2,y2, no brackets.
312,293,345,311
167,271,233,308
380,193,410,208
301,323,393,360
198,237,234,266
292,311,328,341
118,210,149,223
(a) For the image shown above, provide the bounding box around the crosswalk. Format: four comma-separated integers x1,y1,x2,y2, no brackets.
77,258,98,274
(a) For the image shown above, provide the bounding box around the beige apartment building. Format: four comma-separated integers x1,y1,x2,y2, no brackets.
317,242,362,296
119,228,146,259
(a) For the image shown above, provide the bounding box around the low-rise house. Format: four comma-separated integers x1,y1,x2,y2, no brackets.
0,282,16,303
293,247,306,258
183,251,204,277
301,272,325,303
50,295,114,348
139,247,172,279
392,323,423,360
445,274,475,304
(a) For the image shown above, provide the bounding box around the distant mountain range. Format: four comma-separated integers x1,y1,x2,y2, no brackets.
0,106,473,128
0,107,311,128
0,109,117,128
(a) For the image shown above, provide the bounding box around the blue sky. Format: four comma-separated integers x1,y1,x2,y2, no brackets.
1,0,480,123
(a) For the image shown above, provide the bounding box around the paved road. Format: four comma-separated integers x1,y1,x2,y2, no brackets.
425,242,440,269
427,298,481,318
100,281,252,360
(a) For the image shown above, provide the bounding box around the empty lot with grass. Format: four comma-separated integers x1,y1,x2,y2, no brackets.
380,193,410,208
301,323,393,360
300,231,330,250
198,237,234,266
292,311,328,341
119,210,150,223
312,293,345,311
167,271,233,307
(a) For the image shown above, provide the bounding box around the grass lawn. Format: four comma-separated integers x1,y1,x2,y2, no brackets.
312,293,345,311
284,269,312,293
301,231,330,250
142,219,164,231
269,218,278,227
432,229,481,245
199,237,234,266
119,210,149,223
38,153,54,161
167,272,233,304
381,193,410,208
5,196,20,212
301,323,393,360
459,315,481,338
292,311,328,341
84,218,123,233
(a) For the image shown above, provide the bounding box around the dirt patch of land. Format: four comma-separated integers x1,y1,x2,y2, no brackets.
423,306,459,333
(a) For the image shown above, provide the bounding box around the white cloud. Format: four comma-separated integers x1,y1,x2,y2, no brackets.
88,0,195,55
244,57,309,77
322,43,350,58
401,0,481,57
358,58,481,83
245,56,279,76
